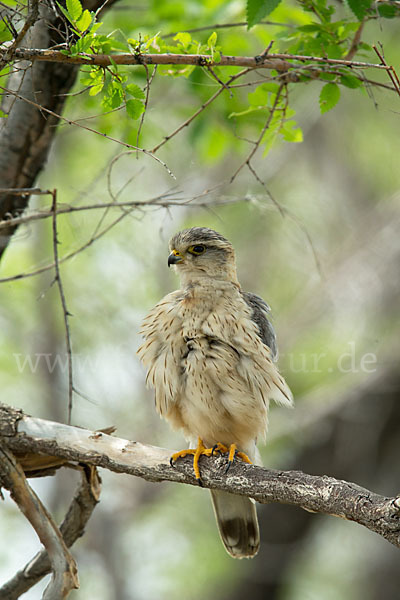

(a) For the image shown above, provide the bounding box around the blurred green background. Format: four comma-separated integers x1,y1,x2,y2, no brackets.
1,0,399,598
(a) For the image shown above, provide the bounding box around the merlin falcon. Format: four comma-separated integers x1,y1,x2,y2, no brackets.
137,227,293,558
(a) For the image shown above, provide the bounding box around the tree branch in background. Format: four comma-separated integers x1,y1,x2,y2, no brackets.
1,403,399,551
0,465,101,600
0,440,79,599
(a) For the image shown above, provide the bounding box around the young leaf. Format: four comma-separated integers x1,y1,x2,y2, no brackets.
346,0,372,20
66,0,82,21
207,32,217,49
174,32,192,49
75,9,91,32
126,98,145,120
126,84,145,100
319,83,341,113
281,121,303,143
247,0,282,29
89,83,104,96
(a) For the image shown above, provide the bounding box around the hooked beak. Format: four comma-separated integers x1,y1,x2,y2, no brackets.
168,250,184,267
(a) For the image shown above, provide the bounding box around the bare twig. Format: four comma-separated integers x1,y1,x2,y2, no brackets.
373,43,400,97
162,20,296,39
136,64,157,153
0,0,39,70
0,440,79,598
0,84,175,178
51,191,74,425
0,465,100,600
0,203,141,283
1,403,400,549
152,67,253,153
230,82,285,183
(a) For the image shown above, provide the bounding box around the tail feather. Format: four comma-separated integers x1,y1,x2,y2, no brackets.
210,489,259,558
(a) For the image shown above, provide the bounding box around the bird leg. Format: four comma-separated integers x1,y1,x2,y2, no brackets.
170,438,216,484
170,439,252,484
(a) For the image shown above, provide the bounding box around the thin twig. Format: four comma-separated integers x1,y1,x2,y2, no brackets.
0,0,39,70
230,82,285,183
152,67,253,153
136,64,157,154
373,43,400,97
162,20,296,39
0,84,175,178
51,190,74,425
0,204,139,283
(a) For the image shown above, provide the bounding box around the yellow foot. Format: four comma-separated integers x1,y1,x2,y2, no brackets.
170,439,252,484
170,438,215,486
224,443,252,473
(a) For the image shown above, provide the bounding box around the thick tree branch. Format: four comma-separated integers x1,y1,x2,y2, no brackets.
1,403,399,549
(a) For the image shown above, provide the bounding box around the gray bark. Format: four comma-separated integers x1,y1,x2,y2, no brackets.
1,402,399,550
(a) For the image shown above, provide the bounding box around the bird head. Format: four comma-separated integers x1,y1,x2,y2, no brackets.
168,227,239,286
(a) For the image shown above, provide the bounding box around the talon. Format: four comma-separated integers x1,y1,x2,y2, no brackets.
225,460,233,474
224,444,253,473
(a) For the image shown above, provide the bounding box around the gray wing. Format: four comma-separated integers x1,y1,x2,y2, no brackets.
241,291,278,361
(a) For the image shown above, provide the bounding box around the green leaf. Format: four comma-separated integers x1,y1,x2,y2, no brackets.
207,32,217,49
248,83,280,107
377,3,397,18
56,1,73,24
319,83,341,113
0,19,13,42
346,0,372,20
247,0,283,29
0,108,8,118
340,73,363,88
66,0,82,20
126,84,145,100
174,32,192,49
70,34,93,54
75,9,91,32
126,98,145,120
89,83,104,96
281,121,303,143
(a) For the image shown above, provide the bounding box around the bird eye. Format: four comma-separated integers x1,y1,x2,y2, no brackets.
188,244,206,255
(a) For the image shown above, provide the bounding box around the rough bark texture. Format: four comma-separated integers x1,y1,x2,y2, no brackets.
1,402,399,549
0,0,118,259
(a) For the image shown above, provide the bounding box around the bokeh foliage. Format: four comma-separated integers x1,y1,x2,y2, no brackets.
0,0,400,598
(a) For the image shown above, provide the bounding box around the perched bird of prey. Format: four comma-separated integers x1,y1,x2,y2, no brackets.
138,227,293,558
